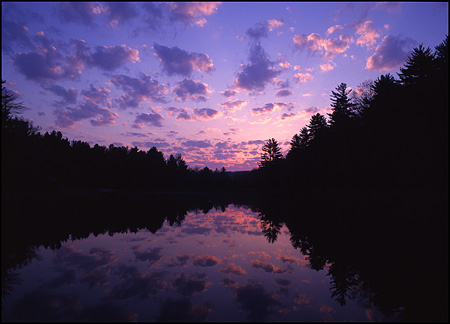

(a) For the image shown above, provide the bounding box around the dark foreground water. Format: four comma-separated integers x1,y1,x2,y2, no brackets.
2,189,448,322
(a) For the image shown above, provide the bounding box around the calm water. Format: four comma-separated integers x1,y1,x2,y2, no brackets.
2,190,448,322
2,204,382,322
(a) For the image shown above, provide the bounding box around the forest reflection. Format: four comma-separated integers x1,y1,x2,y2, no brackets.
2,189,448,322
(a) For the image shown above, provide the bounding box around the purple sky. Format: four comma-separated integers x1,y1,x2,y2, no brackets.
2,2,448,171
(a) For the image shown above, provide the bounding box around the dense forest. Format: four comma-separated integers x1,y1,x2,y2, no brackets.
2,36,448,193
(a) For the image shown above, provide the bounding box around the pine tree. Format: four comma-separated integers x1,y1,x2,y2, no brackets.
298,126,311,148
308,113,328,141
398,44,435,86
260,138,283,168
328,83,354,127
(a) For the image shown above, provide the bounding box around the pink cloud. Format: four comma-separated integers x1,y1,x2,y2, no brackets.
167,2,220,26
326,25,344,35
220,263,246,275
355,21,380,47
294,72,314,84
220,100,247,113
293,32,353,59
250,259,285,273
319,61,336,72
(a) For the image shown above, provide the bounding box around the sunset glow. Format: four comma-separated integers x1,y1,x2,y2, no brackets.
2,2,448,170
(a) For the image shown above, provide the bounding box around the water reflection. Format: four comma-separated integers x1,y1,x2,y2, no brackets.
2,190,448,322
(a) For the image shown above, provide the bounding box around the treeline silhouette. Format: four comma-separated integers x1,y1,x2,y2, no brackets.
2,36,448,193
2,102,232,191
255,36,448,191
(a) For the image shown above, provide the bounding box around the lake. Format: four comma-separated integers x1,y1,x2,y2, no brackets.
2,189,448,322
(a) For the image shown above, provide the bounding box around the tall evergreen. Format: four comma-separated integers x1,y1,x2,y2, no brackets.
328,83,354,128
398,44,435,86
308,113,328,142
260,138,283,168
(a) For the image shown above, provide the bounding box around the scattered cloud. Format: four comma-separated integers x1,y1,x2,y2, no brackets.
45,85,78,104
305,106,320,114
132,111,164,128
88,45,139,71
293,292,312,310
220,100,247,113
366,35,414,71
166,2,220,27
13,33,140,82
293,32,353,59
141,2,164,30
81,84,110,104
110,73,168,109
222,89,237,97
235,43,281,92
13,33,64,82
355,20,380,47
280,112,297,120
220,263,246,275
246,19,284,40
326,24,344,35
276,89,293,97
251,102,288,116
192,255,221,267
172,273,212,297
294,72,314,84
109,264,167,300
153,43,215,77
54,101,118,128
181,140,213,148
166,107,220,121
250,259,285,273
173,79,211,102
2,20,33,54
55,2,100,26
319,60,336,72
103,2,139,29
131,246,163,263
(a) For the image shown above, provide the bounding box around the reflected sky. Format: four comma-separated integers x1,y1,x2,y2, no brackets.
2,205,389,322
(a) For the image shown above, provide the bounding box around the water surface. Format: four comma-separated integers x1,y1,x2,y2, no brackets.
2,190,447,322
3,204,384,322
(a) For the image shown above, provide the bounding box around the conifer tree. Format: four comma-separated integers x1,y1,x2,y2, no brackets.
308,113,328,141
260,138,283,168
398,44,435,86
328,83,354,127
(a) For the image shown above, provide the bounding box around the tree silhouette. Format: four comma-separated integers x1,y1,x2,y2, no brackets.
2,80,24,125
259,138,282,168
328,83,354,128
351,80,374,118
307,113,328,142
398,44,435,86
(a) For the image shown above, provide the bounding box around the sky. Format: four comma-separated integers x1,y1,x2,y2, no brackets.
2,2,448,171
